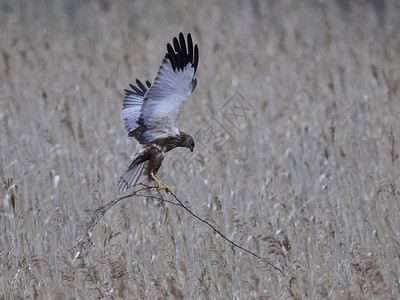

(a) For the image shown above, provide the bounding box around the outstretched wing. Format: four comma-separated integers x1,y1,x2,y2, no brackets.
132,32,199,144
121,79,152,136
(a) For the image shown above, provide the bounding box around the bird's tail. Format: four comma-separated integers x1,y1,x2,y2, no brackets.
117,154,145,191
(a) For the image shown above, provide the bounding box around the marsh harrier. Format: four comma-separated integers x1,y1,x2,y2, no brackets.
117,33,199,192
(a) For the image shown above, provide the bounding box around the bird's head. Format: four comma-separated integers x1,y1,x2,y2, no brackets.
181,132,195,152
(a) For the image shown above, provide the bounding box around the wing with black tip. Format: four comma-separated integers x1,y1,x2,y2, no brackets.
132,32,199,144
121,79,152,136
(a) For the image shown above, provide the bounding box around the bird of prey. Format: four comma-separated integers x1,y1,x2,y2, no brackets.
117,32,199,192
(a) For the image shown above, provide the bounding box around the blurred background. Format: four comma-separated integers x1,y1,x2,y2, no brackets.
0,0,399,298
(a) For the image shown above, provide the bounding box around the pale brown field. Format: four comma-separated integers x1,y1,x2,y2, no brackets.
1,1,399,299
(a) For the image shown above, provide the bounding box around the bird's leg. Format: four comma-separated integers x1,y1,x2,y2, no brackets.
150,173,171,193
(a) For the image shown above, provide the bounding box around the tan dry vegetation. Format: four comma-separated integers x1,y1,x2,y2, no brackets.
0,0,399,298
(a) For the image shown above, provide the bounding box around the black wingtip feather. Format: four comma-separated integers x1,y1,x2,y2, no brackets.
136,79,146,92
167,43,177,71
179,32,187,56
187,43,193,65
125,79,152,97
173,37,180,53
187,33,192,47
165,32,198,73
193,44,199,72
129,83,142,94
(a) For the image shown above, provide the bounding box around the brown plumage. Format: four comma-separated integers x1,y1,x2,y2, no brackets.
117,33,198,191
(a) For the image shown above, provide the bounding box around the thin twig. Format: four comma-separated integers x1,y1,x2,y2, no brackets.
166,188,283,274
69,183,284,274
68,185,152,251
136,193,181,206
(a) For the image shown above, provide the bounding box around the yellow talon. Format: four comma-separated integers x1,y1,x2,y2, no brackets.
151,173,171,193
163,184,171,193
